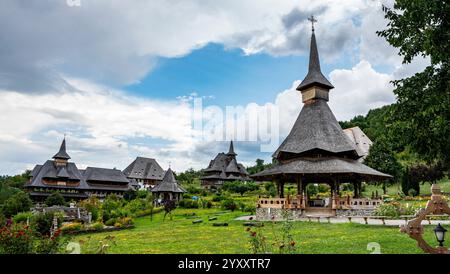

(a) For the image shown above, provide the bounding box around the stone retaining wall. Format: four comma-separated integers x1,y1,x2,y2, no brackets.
256,208,304,220
256,207,376,220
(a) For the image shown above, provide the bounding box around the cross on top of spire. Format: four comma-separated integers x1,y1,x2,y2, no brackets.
308,15,317,32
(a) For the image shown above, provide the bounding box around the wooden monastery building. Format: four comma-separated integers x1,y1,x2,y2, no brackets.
252,19,391,219
200,141,251,190
123,157,165,189
26,138,133,201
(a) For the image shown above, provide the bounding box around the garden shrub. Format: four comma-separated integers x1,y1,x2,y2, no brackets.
244,204,256,214
105,218,117,227
0,223,34,254
178,199,199,209
78,197,101,222
123,198,147,216
117,217,134,226
375,201,420,218
408,189,418,197
0,223,65,254
0,212,5,227
60,222,82,232
45,192,66,207
223,181,259,196
264,182,277,197
13,211,33,223
2,191,33,217
123,190,138,201
34,231,66,254
101,195,125,222
212,194,225,202
89,222,105,231
204,200,212,209
31,212,64,236
186,185,203,194
221,198,237,211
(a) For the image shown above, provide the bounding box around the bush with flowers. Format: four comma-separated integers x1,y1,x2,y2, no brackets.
247,210,297,254
60,222,83,233
0,222,66,254
0,223,34,254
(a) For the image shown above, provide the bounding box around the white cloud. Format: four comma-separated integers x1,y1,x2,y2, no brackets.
329,60,394,120
0,79,196,174
0,0,433,175
0,0,399,93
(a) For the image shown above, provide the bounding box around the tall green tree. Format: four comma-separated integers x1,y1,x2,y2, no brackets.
364,138,402,194
378,1,450,168
176,168,203,184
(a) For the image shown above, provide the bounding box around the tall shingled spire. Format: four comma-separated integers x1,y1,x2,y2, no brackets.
53,137,71,160
297,16,334,99
227,140,237,156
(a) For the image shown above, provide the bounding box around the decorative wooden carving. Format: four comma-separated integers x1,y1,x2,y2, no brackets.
400,184,450,254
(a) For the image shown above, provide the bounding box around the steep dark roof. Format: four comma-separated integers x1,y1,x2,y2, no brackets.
297,31,334,91
203,153,228,172
123,157,165,180
27,163,131,192
251,157,392,180
84,167,129,183
27,160,89,189
225,158,241,173
227,141,237,156
273,99,359,160
201,142,251,182
151,168,186,193
53,139,71,160
56,166,70,178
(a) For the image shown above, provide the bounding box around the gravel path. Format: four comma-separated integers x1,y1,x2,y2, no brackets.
235,215,450,226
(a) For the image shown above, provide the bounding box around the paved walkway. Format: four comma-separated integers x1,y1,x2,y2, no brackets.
235,215,450,226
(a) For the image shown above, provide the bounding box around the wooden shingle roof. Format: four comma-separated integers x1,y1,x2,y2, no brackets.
273,99,359,160
151,168,186,193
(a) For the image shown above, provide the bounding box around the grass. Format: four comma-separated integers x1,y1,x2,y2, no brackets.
70,208,446,254
362,177,450,197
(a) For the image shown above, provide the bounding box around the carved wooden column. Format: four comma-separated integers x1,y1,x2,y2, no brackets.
280,181,285,198
297,177,302,195
331,180,338,209
275,180,281,197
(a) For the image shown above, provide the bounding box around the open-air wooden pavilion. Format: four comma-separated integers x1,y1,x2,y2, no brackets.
251,19,391,218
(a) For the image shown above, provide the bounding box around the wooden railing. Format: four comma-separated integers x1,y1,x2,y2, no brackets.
257,196,382,210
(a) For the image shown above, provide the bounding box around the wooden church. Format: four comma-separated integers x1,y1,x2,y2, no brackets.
26,138,133,201
252,18,391,219
200,141,251,190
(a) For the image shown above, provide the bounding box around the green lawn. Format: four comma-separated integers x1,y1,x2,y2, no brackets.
70,208,445,254
362,177,450,197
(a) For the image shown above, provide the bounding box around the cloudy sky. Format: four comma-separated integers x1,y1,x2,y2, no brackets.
0,0,429,175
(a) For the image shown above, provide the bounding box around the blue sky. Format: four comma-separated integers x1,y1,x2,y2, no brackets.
124,43,355,107
0,0,429,175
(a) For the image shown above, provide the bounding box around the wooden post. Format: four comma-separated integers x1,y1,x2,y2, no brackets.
275,180,281,197
297,177,302,195
280,181,285,198
353,181,358,198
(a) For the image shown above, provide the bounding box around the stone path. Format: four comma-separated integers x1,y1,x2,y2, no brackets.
235,215,450,226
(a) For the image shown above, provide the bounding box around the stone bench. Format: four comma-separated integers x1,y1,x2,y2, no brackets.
243,222,264,227
212,222,228,227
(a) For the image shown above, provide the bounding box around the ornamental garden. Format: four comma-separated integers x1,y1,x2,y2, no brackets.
1,1,450,254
